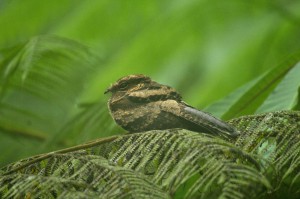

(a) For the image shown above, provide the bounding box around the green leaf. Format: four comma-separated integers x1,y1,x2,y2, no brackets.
256,62,300,113
204,76,263,118
205,53,300,120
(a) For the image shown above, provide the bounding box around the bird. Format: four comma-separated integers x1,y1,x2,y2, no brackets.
104,74,239,139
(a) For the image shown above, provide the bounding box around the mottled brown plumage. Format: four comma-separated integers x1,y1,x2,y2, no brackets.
105,74,239,139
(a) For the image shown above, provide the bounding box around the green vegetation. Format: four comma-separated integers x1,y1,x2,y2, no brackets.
0,1,300,198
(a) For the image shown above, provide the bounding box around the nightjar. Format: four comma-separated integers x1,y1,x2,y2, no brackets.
105,74,239,139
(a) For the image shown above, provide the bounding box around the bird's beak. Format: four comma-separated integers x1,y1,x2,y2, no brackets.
104,87,111,94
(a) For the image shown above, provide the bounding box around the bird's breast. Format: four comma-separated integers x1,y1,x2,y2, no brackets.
109,102,161,132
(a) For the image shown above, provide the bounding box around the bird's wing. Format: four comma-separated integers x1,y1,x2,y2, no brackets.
160,100,239,139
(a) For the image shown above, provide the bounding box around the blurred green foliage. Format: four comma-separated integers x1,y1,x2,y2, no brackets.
0,0,300,167
1,0,300,105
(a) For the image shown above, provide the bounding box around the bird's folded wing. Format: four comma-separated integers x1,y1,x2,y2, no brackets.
182,106,239,137
160,100,239,138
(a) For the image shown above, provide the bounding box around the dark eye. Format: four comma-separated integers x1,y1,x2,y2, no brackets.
119,83,128,90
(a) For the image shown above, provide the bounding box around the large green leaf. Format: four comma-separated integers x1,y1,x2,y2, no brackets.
204,76,263,118
256,62,300,113
205,53,300,120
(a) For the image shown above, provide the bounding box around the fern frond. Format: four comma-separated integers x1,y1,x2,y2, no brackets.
1,111,299,198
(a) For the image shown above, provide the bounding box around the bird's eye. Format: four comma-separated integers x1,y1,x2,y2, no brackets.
119,83,128,90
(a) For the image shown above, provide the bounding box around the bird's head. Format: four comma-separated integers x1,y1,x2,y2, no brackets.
104,74,152,95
